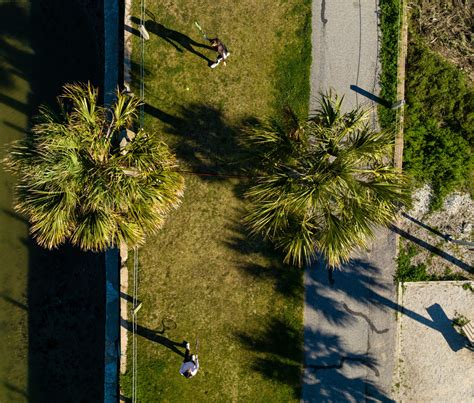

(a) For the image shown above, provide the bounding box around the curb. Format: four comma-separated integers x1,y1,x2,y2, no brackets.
393,281,404,399
401,280,474,287
119,0,134,378
393,0,408,170
103,0,120,401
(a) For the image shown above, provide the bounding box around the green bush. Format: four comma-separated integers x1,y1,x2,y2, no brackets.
378,0,401,129
395,244,432,282
404,37,474,208
395,244,469,282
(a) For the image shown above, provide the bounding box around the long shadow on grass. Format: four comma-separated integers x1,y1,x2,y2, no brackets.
223,219,304,299
144,102,249,177
0,1,106,400
130,17,213,64
235,318,303,398
121,320,186,357
0,3,30,92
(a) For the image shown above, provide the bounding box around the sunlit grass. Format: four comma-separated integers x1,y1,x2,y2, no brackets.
121,0,311,401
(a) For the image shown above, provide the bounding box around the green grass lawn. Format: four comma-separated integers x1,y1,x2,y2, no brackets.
121,0,311,401
1,2,105,401
0,3,33,400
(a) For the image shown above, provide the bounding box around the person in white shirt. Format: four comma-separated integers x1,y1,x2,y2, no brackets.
179,342,199,378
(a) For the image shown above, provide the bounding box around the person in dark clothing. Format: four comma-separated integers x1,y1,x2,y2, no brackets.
208,37,230,68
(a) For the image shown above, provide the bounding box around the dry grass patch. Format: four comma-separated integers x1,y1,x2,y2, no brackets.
410,0,473,81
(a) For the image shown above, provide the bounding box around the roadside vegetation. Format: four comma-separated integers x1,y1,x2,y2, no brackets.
395,244,469,282
378,0,473,209
404,36,473,209
120,1,311,401
378,0,401,129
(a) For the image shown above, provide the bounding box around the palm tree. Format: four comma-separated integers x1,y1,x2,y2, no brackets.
243,92,410,268
3,83,184,251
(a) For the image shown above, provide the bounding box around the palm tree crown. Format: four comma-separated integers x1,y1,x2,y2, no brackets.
243,92,410,268
4,83,184,251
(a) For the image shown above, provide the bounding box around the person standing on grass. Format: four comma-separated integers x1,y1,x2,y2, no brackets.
179,342,199,378
209,37,230,68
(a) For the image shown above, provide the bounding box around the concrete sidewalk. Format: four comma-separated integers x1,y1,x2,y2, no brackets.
310,0,381,113
302,1,397,401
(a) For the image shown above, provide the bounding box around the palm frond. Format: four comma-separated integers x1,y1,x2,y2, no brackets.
2,83,184,252
245,92,410,268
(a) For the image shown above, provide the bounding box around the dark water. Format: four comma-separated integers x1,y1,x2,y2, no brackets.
0,1,106,401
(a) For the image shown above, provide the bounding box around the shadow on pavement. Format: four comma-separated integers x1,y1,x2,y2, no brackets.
302,328,392,402
426,303,467,352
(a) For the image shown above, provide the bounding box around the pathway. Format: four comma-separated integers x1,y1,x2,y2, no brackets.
302,1,398,401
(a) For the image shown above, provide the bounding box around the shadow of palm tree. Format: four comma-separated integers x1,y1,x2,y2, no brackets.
234,318,390,401
0,0,105,401
0,3,30,92
306,258,392,327
223,218,304,298
235,318,303,398
302,327,391,402
144,102,250,178
308,258,470,350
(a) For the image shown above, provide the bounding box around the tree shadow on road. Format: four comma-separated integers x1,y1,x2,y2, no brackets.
307,257,471,352
302,328,392,402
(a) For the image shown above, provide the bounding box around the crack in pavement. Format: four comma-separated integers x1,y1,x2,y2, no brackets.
342,302,389,334
320,0,328,24
306,356,380,377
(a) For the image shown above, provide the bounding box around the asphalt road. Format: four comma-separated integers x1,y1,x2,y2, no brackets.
302,1,398,401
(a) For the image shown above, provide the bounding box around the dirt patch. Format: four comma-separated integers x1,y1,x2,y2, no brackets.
396,282,474,401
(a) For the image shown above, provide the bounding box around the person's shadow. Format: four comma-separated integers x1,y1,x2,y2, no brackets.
121,319,187,357
131,17,213,63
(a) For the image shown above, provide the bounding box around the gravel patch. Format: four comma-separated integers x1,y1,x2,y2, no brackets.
396,282,474,401
400,186,473,278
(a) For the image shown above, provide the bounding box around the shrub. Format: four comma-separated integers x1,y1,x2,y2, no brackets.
378,0,401,129
404,37,474,208
395,244,469,282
